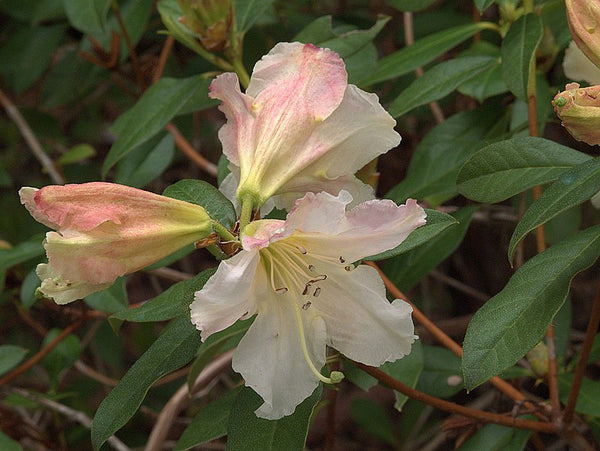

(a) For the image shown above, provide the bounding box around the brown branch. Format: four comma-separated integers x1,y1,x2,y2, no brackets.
165,123,218,177
0,320,83,388
355,363,556,434
152,36,175,84
562,282,600,426
111,0,145,89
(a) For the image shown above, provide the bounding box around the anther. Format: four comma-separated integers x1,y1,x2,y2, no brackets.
302,301,311,310
308,264,316,272
339,256,345,263
313,287,321,297
302,283,311,296
344,265,353,272
296,245,307,254
275,287,288,293
309,275,327,283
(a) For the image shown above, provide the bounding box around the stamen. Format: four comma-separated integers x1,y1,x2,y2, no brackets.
276,287,288,293
344,265,353,272
313,287,321,297
296,245,307,254
309,275,327,282
302,283,311,296
302,301,311,310
308,264,315,272
339,256,345,263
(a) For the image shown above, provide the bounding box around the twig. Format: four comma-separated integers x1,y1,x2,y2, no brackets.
355,363,556,434
562,282,600,426
75,360,119,386
147,267,194,282
152,36,175,84
165,123,218,177
145,350,234,451
111,0,145,89
403,12,445,124
0,88,64,184
11,388,130,451
0,320,82,388
429,270,489,303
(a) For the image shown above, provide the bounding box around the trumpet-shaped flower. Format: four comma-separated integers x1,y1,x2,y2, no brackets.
20,182,212,304
553,82,600,146
190,191,426,419
210,42,401,212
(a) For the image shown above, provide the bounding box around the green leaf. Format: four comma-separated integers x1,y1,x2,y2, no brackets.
384,207,477,291
0,431,22,451
0,235,44,274
114,133,175,188
462,225,600,390
109,268,215,329
0,25,66,94
416,346,464,398
0,345,29,377
388,55,496,118
509,157,600,261
56,144,96,166
367,210,457,261
382,340,423,410
350,398,396,445
174,387,243,450
92,316,202,450
235,0,274,34
103,76,214,175
501,13,543,101
187,319,251,390
361,23,488,85
20,269,40,310
62,0,110,35
386,106,505,206
458,423,531,450
226,385,322,451
457,42,507,102
457,137,592,203
559,374,600,417
387,0,438,12
474,0,495,13
85,278,128,314
41,329,81,388
164,179,237,229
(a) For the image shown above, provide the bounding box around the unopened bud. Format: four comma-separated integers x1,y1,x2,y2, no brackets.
553,82,600,146
329,371,345,384
526,341,549,378
566,0,600,69
177,0,232,52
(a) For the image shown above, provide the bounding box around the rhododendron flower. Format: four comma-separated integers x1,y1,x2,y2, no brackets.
553,82,600,146
210,42,401,212
190,191,426,419
566,0,600,69
563,41,600,85
20,183,212,304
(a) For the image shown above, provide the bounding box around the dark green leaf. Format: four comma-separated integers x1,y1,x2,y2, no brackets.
56,144,96,166
0,235,44,273
0,431,21,451
0,345,29,377
474,0,495,12
387,0,438,12
361,23,488,85
559,374,600,417
382,340,423,410
350,398,396,445
501,13,543,101
85,278,128,314
509,157,600,261
387,106,505,206
458,423,531,450
41,329,81,388
389,56,496,118
235,0,274,34
175,387,243,450
463,225,600,390
457,42,507,102
92,316,202,450
457,137,592,203
63,0,110,35
109,268,215,329
226,385,322,451
416,346,464,398
20,269,40,309
367,210,458,261
103,77,213,174
384,207,477,291
164,179,237,229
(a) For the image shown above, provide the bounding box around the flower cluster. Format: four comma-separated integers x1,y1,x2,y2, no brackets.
21,42,425,418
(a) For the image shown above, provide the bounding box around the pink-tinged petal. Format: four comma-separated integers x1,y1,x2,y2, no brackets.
209,73,255,168
191,250,260,340
232,293,326,419
36,263,112,305
308,264,415,364
19,187,60,229
241,219,285,250
563,41,600,85
284,191,426,262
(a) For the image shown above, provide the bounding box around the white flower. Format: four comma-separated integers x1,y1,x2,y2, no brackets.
190,191,426,419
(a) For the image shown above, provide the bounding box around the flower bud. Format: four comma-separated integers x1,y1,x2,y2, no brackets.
177,0,232,52
553,82,600,146
526,342,549,378
566,0,600,69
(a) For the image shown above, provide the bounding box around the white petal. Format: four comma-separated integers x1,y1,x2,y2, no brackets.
284,191,426,262
232,294,327,419
36,263,111,304
309,264,416,365
563,41,600,85
190,250,260,340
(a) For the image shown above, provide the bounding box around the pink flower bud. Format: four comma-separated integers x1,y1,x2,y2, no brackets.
566,0,600,69
553,82,600,146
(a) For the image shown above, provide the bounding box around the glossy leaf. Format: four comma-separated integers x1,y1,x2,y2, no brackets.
226,385,322,451
85,278,128,314
382,340,423,410
457,137,591,203
350,399,396,445
501,13,543,101
367,210,457,261
361,23,488,85
0,234,44,274
174,387,243,450
235,0,274,34
103,77,213,175
416,346,464,398
384,207,477,291
92,316,202,450
509,157,600,261
458,423,531,450
457,42,507,102
0,345,29,377
63,0,110,35
463,225,600,390
164,179,237,229
41,328,81,388
388,56,496,118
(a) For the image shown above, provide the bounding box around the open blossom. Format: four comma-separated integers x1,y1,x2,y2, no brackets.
20,183,211,304
190,191,426,419
563,40,600,85
210,42,401,212
553,82,600,146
